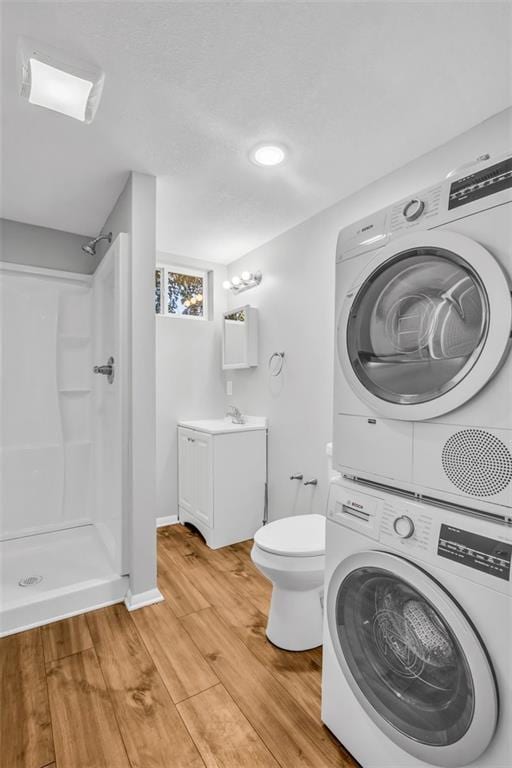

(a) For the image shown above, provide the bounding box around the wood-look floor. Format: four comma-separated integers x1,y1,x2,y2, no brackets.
0,524,360,768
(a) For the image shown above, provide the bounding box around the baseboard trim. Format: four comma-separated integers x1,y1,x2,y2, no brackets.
156,515,179,528
124,588,164,612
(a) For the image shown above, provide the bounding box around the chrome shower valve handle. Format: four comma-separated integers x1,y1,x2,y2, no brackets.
93,356,115,383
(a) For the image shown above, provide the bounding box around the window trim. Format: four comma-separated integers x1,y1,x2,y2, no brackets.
155,263,208,320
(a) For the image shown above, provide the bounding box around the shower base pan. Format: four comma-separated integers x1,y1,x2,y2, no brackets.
0,525,128,637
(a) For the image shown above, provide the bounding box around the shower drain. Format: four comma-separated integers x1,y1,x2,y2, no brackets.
18,575,43,587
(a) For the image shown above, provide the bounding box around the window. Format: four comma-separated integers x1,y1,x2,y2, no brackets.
155,264,208,319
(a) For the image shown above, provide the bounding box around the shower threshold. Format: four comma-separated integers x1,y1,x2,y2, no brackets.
0,525,128,637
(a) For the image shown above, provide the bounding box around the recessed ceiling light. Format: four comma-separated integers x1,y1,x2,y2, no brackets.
17,37,105,123
250,144,286,167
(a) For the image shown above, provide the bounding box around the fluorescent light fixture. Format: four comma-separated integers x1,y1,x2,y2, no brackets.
17,37,104,123
250,144,286,167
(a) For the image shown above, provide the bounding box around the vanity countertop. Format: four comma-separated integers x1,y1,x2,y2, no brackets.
178,416,267,435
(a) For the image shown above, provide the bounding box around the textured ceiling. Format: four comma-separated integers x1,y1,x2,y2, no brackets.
1,2,511,263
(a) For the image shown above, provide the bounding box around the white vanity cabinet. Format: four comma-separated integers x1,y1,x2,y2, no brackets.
177,418,267,549
178,428,213,527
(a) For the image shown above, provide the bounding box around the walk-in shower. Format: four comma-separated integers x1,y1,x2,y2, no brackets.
0,235,129,636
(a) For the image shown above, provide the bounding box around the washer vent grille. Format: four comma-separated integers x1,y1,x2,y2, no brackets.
442,429,512,497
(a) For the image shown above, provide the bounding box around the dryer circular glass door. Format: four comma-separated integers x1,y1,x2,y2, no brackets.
327,550,498,767
338,231,511,420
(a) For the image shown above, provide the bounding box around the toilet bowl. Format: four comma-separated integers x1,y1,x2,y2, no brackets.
251,513,326,651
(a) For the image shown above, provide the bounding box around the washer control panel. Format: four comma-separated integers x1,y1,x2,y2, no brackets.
438,524,512,581
330,479,512,592
380,500,432,552
327,484,382,541
393,514,415,538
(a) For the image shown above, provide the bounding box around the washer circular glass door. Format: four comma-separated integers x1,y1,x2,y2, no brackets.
327,551,498,767
338,231,511,420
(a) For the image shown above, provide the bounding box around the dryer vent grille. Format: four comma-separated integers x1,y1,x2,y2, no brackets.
442,429,512,497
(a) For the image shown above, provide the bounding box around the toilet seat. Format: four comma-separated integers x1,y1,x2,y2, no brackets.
254,514,326,557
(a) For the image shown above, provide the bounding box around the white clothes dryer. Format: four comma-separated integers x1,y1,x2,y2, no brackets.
334,153,512,517
322,478,512,768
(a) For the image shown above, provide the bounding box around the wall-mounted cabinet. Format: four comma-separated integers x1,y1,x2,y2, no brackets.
222,305,258,369
178,419,267,548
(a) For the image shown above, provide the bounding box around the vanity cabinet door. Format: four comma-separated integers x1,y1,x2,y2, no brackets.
192,432,213,526
178,428,213,526
178,428,195,514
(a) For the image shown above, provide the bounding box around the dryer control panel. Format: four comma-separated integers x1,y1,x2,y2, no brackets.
448,157,512,210
390,185,442,234
336,152,512,262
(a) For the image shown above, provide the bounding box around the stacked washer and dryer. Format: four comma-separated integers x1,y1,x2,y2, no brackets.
322,153,512,768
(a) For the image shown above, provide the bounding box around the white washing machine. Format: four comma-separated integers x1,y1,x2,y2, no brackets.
334,153,512,517
322,478,512,768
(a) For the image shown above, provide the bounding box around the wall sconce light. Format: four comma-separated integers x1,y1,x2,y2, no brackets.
222,270,262,294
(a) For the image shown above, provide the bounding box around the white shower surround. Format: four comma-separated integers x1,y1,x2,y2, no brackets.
0,526,127,636
0,259,129,636
1,263,94,538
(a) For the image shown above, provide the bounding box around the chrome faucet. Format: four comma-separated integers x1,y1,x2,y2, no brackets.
226,405,245,424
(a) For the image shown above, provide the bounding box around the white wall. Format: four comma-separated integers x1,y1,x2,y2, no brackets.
1,218,96,273
101,172,159,600
226,107,512,523
156,254,227,520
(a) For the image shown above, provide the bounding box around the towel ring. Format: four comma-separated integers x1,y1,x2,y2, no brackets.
268,351,285,377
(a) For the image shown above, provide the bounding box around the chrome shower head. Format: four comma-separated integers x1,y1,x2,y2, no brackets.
81,232,112,256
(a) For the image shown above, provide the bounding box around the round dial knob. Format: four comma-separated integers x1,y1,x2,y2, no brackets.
403,199,425,222
393,515,415,539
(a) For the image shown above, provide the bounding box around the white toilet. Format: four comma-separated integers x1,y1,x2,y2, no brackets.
251,443,338,651
251,513,326,651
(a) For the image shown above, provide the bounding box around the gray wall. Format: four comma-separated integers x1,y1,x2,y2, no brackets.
0,218,96,273
225,107,512,523
155,254,228,521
